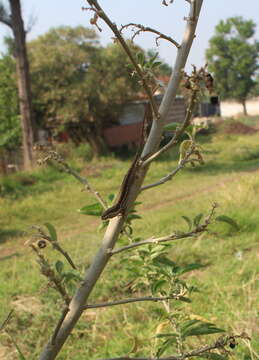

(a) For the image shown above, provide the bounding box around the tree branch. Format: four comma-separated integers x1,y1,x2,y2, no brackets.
97,333,250,360
31,225,77,270
38,150,108,210
141,148,194,192
84,295,182,309
39,2,204,359
120,23,180,48
110,203,217,256
30,244,71,305
84,1,159,120
0,4,12,28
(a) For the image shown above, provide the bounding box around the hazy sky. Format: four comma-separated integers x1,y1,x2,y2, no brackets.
0,0,258,71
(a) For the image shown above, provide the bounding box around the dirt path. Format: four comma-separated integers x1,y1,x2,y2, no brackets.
1,165,259,260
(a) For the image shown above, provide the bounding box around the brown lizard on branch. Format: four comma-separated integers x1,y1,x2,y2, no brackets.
101,103,152,220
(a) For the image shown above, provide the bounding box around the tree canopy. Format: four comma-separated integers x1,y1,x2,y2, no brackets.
206,16,259,114
0,25,172,156
28,25,142,155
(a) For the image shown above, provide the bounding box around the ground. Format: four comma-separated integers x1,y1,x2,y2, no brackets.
0,116,259,359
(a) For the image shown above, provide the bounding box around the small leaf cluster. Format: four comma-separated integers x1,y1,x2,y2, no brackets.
124,243,203,300
129,51,163,91
156,318,225,358
54,260,82,292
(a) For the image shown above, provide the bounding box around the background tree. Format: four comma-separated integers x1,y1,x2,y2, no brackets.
206,16,259,115
0,0,35,169
29,26,142,157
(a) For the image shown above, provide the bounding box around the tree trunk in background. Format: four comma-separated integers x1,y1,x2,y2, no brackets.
241,99,248,116
9,0,35,170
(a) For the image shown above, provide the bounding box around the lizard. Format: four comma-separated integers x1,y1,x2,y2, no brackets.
101,103,152,220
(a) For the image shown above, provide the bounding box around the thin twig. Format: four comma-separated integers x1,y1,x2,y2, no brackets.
38,149,107,210
32,225,77,270
84,295,182,309
120,23,180,48
84,1,159,120
110,204,217,256
60,160,108,209
141,148,194,192
97,334,249,360
30,244,71,305
53,152,107,209
0,310,14,332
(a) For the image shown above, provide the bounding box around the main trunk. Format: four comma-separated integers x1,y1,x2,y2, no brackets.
10,0,35,170
241,99,248,116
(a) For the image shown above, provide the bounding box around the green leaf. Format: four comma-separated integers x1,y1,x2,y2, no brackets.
215,215,239,230
63,272,81,282
78,203,103,216
107,193,115,203
127,214,142,221
193,213,203,227
182,216,192,231
152,61,162,68
181,320,225,338
154,256,177,268
44,223,57,242
156,338,177,358
155,332,178,338
163,122,179,132
136,51,145,65
55,260,64,275
178,296,192,303
151,279,167,294
176,263,206,275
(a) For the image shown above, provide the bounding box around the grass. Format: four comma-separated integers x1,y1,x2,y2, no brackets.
0,121,259,359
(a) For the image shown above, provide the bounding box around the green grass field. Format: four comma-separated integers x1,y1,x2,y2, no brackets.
0,117,259,360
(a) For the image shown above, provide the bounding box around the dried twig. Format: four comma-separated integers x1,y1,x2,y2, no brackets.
120,23,180,48
38,150,107,210
30,244,71,305
32,225,77,270
0,310,14,332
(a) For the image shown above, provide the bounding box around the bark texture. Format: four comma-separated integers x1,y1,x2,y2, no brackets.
10,0,35,170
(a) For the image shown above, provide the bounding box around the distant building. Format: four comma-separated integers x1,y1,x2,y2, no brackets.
103,95,186,148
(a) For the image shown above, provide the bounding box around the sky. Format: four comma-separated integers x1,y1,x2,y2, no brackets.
0,0,258,71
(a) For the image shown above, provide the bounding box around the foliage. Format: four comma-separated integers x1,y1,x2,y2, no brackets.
206,17,259,111
1,122,259,357
0,54,20,150
28,26,142,155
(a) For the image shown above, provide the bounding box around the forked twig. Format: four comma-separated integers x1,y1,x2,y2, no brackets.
120,23,180,48
84,0,159,119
